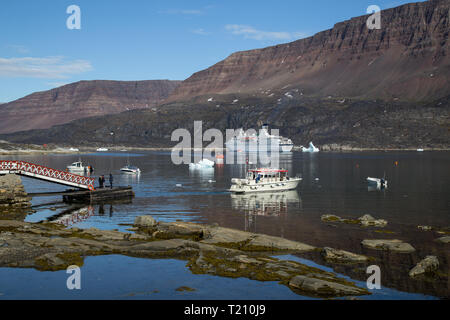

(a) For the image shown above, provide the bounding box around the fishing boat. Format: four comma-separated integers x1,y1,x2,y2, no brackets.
229,168,301,194
367,177,388,188
225,124,294,153
120,165,141,174
66,160,90,173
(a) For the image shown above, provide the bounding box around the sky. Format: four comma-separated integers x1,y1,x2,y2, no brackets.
0,0,424,102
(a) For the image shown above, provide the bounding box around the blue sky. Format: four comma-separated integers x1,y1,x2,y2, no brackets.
0,0,423,102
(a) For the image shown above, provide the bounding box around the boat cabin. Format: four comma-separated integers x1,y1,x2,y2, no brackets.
247,169,289,182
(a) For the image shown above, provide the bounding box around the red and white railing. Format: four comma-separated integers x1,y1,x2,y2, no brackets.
0,160,95,190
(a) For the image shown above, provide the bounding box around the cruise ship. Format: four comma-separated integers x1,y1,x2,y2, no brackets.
225,124,294,152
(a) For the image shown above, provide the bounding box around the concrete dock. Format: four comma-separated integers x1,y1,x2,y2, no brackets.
62,186,134,204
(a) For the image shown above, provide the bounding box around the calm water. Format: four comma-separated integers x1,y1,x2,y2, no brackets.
0,150,448,299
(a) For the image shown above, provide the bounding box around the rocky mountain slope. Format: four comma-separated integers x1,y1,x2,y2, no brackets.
0,0,449,149
2,92,448,150
168,0,449,103
0,80,181,134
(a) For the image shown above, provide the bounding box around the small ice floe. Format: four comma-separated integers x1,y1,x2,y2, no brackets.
284,92,293,99
315,178,320,181
232,99,239,104
207,97,214,102
301,142,319,153
176,184,182,187
208,180,216,183
417,148,424,152
189,159,215,170
69,147,79,152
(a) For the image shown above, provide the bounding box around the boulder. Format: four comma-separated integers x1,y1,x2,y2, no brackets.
134,215,157,227
435,236,450,244
321,214,342,222
409,256,439,277
361,239,415,253
358,214,388,227
288,275,368,297
322,247,368,263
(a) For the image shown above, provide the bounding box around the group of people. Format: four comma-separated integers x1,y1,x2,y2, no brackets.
98,173,114,189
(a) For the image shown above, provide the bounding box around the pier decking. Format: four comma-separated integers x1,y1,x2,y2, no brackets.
62,186,134,203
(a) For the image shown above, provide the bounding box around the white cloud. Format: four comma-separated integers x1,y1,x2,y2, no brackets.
191,28,211,35
0,56,92,78
225,24,307,41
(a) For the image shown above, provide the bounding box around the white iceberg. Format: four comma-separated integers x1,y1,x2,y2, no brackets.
189,158,215,169
302,142,319,153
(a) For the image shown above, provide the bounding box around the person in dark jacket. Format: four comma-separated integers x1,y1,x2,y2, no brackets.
98,176,104,188
109,173,113,189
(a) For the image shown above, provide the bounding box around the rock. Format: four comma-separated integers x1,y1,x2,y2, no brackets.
321,214,342,222
361,239,415,253
435,236,450,244
322,247,368,263
409,256,439,277
246,234,315,252
0,174,31,212
358,214,388,227
134,215,157,227
417,225,433,231
288,275,368,297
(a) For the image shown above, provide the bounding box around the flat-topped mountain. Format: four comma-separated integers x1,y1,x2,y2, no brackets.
0,80,181,134
168,0,449,102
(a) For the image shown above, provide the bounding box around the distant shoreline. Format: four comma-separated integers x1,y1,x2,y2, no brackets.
1,146,450,155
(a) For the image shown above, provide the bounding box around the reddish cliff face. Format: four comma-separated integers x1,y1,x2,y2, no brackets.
0,80,180,134
168,0,449,102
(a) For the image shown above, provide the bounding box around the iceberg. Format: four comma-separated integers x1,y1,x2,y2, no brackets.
301,142,319,153
189,158,215,169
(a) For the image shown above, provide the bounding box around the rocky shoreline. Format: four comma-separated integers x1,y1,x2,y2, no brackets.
1,213,448,299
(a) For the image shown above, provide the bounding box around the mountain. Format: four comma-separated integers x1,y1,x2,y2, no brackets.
168,0,449,103
0,0,449,149
0,80,181,134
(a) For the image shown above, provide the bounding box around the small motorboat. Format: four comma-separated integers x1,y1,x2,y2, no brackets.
67,160,91,173
367,177,388,188
120,165,141,174
96,147,108,152
229,168,302,194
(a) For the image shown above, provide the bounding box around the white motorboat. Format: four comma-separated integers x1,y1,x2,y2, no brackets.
226,124,294,152
229,168,301,194
66,161,90,173
120,165,141,174
96,147,108,152
367,177,388,188
301,142,319,152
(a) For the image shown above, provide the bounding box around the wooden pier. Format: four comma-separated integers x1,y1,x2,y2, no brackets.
62,186,134,204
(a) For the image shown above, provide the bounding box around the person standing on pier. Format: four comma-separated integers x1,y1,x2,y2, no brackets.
109,173,114,189
98,175,104,188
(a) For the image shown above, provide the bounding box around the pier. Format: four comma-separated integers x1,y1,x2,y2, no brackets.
0,160,134,204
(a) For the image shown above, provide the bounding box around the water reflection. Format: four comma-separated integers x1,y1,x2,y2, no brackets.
189,167,215,183
119,172,141,185
45,205,95,227
231,190,301,217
